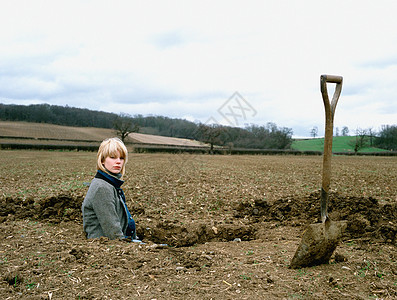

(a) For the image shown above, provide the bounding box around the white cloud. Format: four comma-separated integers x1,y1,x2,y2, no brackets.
0,0,396,137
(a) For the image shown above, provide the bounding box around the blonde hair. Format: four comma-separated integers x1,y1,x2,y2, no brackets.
97,137,128,176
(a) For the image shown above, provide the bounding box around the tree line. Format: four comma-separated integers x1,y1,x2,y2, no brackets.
1,103,293,149
0,103,116,128
364,125,397,151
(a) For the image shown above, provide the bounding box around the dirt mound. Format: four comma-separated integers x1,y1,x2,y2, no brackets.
37,194,84,222
234,191,397,244
0,194,256,247
1,190,396,246
0,193,84,223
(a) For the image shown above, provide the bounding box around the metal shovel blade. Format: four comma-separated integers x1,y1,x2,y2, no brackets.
289,219,347,269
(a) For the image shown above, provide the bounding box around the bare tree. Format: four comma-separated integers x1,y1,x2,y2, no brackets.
310,126,318,138
367,127,376,147
113,113,139,142
341,126,349,136
348,128,369,154
197,123,226,153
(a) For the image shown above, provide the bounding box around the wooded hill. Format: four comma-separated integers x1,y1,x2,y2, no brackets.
0,121,208,151
0,103,293,150
1,103,396,152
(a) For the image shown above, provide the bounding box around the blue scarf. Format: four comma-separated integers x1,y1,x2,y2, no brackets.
95,170,136,239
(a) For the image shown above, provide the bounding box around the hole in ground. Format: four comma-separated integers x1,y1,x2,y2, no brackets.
137,221,256,247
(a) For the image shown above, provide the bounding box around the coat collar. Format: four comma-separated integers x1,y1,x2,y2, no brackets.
95,169,124,189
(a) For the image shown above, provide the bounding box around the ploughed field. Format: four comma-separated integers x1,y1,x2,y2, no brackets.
0,151,396,299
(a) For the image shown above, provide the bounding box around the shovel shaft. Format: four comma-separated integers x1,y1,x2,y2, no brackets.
320,75,343,223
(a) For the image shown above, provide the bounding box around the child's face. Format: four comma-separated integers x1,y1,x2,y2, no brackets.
103,151,124,174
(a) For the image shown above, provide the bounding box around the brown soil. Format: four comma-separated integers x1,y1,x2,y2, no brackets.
0,151,396,299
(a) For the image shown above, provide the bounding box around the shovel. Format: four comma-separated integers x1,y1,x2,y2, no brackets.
290,74,347,269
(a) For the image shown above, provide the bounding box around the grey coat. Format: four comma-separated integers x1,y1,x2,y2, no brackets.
82,177,128,239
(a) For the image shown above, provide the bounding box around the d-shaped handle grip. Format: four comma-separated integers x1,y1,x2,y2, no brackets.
321,74,343,116
321,74,343,84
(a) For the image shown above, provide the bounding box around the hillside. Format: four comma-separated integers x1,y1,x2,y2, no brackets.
0,103,295,150
292,136,387,153
0,121,207,148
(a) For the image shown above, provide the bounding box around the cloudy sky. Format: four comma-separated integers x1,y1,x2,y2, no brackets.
1,0,396,137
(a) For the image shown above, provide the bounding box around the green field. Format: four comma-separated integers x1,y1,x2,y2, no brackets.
292,136,387,153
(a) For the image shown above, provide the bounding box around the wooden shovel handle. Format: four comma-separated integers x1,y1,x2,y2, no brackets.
320,74,343,223
321,75,343,116
321,74,343,84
